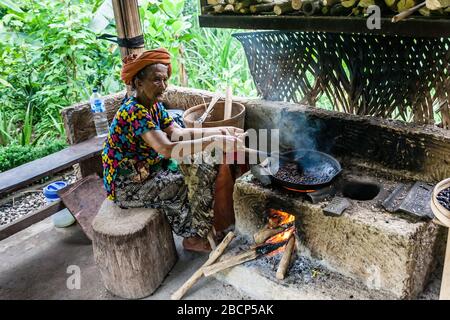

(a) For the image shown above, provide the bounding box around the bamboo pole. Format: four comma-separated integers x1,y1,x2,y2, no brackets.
112,0,145,95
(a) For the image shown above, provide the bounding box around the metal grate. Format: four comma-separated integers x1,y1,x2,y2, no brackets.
233,31,450,125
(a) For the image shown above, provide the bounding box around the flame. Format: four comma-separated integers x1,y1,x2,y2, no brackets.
266,226,295,244
268,209,295,227
264,226,295,256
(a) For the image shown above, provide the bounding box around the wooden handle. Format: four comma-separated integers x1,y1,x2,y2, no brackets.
224,86,233,120
170,231,235,300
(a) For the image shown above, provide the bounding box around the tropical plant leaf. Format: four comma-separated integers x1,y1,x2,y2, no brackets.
0,0,23,13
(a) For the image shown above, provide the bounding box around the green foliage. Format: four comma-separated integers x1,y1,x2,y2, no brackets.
0,139,68,172
0,0,258,171
0,0,121,144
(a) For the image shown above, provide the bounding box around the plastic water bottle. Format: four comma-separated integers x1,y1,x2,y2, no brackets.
90,88,109,137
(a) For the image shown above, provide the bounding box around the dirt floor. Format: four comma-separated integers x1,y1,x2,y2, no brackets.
0,213,441,300
0,216,249,300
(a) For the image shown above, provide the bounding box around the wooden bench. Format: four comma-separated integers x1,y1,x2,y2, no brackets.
0,137,104,241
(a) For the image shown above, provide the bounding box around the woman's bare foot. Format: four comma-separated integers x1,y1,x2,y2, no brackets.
182,236,212,253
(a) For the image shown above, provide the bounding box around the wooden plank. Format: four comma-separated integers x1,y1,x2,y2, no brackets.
198,15,450,38
0,200,65,241
0,137,105,197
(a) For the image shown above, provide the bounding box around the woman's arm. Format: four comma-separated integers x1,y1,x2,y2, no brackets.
164,123,243,142
141,129,239,160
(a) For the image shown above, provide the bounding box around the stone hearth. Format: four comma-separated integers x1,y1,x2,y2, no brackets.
229,169,442,299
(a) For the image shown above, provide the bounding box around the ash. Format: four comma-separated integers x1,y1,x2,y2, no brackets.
235,237,330,284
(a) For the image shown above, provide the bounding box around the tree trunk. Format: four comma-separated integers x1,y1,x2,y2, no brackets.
92,200,177,299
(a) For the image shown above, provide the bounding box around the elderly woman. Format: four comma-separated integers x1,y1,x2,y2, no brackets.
102,48,242,252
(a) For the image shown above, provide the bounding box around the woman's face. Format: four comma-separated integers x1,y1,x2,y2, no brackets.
135,63,169,102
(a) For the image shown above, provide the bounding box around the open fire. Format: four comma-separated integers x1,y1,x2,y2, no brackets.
201,209,298,280
254,209,297,279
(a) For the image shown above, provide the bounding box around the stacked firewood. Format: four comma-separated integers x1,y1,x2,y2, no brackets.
202,0,450,17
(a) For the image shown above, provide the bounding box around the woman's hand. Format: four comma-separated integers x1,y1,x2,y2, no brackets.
218,126,244,136
209,134,244,153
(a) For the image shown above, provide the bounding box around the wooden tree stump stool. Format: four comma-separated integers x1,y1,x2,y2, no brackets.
92,199,177,299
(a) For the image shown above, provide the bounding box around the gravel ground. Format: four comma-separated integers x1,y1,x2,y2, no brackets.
0,171,76,226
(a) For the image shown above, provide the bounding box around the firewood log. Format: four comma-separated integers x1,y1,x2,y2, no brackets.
203,249,259,277
227,0,237,4
302,0,322,15
235,0,259,10
276,236,296,280
203,241,288,277
254,226,285,244
213,4,225,12
341,0,359,7
208,0,226,4
397,0,418,12
322,0,340,4
171,231,235,300
358,0,376,7
292,0,304,9
250,2,277,12
419,6,445,14
426,0,450,9
274,1,295,15
385,0,399,9
224,4,235,11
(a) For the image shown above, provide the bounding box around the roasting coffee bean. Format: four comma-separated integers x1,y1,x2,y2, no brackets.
274,162,334,185
437,187,450,211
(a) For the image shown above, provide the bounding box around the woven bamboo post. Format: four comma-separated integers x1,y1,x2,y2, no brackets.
112,0,145,94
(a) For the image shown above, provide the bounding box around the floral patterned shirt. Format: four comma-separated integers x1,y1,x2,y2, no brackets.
102,96,174,200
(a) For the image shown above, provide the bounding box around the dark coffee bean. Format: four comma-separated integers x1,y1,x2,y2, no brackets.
437,187,450,210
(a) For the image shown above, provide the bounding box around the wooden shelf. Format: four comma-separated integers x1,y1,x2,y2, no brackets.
199,14,450,38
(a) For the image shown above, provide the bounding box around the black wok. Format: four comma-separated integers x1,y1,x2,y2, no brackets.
267,149,342,191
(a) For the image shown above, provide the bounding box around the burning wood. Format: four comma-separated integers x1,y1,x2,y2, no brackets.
203,209,298,279
254,226,285,244
276,235,296,279
267,208,295,228
202,241,288,277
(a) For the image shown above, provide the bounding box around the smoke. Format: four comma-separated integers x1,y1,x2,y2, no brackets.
279,109,324,152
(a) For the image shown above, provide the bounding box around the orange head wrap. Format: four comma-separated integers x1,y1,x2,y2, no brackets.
120,48,172,86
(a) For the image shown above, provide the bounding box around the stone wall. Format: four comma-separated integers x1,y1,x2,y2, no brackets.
61,86,450,180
